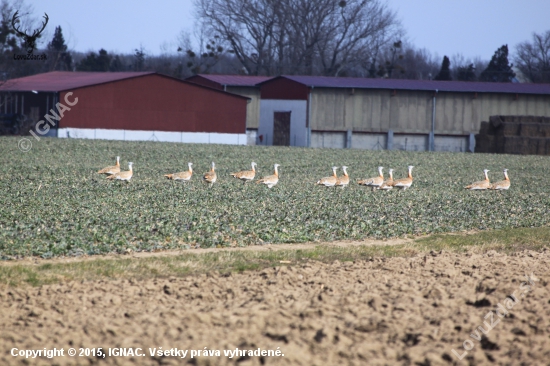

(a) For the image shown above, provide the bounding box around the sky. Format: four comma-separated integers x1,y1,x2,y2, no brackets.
29,0,550,62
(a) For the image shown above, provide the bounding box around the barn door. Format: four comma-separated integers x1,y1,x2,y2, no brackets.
273,111,291,146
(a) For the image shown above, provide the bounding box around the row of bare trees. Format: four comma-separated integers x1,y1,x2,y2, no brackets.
0,0,548,82
193,0,549,82
194,0,401,76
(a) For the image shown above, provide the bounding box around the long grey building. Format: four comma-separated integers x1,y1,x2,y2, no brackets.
257,76,550,152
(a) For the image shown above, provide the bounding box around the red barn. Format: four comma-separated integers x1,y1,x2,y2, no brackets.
185,74,272,144
0,71,249,144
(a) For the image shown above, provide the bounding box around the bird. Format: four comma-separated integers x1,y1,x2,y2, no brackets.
316,166,338,187
97,156,120,175
164,162,193,182
203,162,217,187
230,162,257,183
106,162,133,181
358,166,384,190
335,166,350,187
378,168,394,190
490,169,510,190
257,164,280,188
393,165,414,190
465,169,491,190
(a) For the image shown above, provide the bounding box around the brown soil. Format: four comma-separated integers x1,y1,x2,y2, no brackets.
1,248,549,365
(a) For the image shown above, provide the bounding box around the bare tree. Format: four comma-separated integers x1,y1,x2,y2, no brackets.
307,0,400,76
194,0,400,76
515,30,550,83
194,0,280,75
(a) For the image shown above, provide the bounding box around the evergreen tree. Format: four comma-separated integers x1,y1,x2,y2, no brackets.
434,56,452,81
47,26,72,71
77,49,112,71
110,55,125,71
479,45,516,82
456,64,476,81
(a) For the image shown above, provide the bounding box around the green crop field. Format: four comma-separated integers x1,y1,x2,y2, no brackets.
1,136,549,258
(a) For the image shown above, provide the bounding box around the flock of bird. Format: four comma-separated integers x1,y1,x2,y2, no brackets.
97,157,510,191
464,168,510,190
97,157,280,188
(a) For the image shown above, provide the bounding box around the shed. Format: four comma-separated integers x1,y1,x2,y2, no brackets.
257,75,550,151
185,74,272,144
0,71,249,144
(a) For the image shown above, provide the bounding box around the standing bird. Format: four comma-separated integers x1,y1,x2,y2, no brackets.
393,165,414,190
378,168,394,190
465,169,491,190
230,162,257,183
164,162,193,182
316,166,338,187
203,162,217,187
106,162,133,182
358,166,384,190
490,169,510,190
257,164,280,188
336,166,350,188
97,156,120,175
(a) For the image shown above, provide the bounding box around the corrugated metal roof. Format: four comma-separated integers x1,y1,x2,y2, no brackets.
0,71,155,92
190,74,272,86
270,75,550,95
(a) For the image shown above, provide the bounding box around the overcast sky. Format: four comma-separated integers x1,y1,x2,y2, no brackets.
33,0,550,62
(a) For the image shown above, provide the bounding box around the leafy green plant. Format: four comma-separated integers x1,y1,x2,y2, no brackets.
1,136,549,258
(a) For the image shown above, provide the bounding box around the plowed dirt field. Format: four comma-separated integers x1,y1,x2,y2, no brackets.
1,248,549,365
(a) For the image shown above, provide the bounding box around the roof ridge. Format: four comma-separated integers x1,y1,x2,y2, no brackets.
262,75,550,95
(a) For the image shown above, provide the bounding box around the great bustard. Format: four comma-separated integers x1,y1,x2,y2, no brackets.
393,165,414,190
164,162,193,182
358,166,384,190
465,169,491,190
378,168,394,190
335,166,350,188
257,164,280,188
490,169,510,190
203,162,217,187
106,162,133,182
316,166,338,187
230,162,257,183
97,156,120,175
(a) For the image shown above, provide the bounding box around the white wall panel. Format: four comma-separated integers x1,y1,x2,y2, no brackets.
57,128,246,145
95,128,125,140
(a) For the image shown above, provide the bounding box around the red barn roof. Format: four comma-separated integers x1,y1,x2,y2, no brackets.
0,71,156,92
186,74,272,87
261,75,550,95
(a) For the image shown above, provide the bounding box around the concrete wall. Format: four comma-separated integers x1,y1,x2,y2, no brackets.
310,131,471,152
58,128,247,145
434,135,469,152
258,100,308,146
311,131,347,149
351,133,388,150
309,88,550,135
246,129,257,145
391,134,429,151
